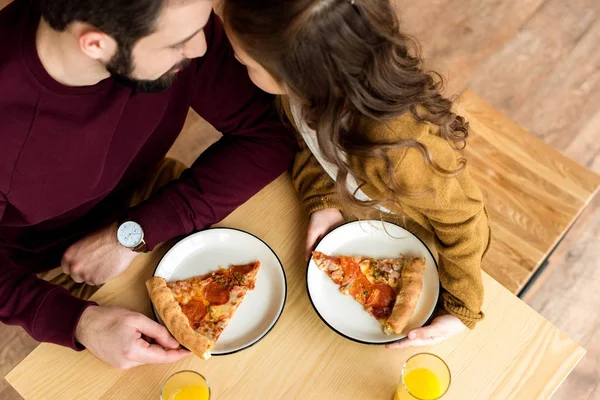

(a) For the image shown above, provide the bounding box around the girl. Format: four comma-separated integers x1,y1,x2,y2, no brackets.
222,0,491,348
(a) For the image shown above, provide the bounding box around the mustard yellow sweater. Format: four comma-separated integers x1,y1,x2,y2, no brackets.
285,100,491,329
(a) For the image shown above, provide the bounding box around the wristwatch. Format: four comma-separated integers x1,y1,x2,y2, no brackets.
116,220,148,253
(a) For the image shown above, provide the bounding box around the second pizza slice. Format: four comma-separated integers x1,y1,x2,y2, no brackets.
146,261,260,359
312,251,425,335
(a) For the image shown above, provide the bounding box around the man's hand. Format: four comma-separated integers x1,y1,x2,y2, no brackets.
76,306,190,369
62,222,137,285
385,314,467,349
305,208,345,261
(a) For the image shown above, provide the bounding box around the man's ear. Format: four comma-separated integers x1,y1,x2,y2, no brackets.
78,27,117,62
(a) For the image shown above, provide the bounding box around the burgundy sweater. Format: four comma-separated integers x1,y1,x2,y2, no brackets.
0,0,295,349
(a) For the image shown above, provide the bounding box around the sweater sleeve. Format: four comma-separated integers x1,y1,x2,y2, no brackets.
0,195,96,348
0,266,96,349
291,143,341,214
127,14,296,248
281,98,341,214
390,147,490,328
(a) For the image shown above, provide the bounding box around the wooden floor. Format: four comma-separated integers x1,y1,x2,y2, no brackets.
1,0,599,399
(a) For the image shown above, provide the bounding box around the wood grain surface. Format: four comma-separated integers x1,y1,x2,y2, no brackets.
469,0,600,154
6,171,585,400
456,90,600,294
2,0,599,398
393,0,547,96
523,193,600,400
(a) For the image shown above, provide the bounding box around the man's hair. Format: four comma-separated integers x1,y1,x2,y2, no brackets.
40,0,165,47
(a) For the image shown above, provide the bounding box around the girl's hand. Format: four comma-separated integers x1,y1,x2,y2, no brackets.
305,208,344,261
385,314,467,349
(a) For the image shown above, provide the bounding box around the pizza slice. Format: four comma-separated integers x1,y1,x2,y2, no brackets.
311,251,425,335
146,261,260,360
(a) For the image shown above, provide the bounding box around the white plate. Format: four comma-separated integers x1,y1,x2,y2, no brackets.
153,228,287,355
307,220,439,345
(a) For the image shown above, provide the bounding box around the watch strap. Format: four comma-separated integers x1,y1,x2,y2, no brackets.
132,240,148,253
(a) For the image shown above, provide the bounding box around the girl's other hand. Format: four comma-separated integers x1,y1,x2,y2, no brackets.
305,208,344,261
385,314,467,349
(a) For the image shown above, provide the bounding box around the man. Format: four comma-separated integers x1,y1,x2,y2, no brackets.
0,0,295,369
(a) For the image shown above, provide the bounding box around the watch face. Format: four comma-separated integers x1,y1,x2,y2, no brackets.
117,221,143,248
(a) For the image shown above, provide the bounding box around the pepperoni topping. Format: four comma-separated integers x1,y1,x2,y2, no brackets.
204,281,231,305
180,300,207,329
366,283,395,308
317,252,398,321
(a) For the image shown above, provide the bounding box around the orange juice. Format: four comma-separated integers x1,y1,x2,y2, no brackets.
403,368,442,399
171,385,210,400
161,371,210,400
394,353,450,400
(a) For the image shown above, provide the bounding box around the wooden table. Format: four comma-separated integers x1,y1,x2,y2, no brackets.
456,91,600,295
6,173,585,399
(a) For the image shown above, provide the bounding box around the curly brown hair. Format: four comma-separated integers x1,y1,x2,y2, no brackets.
223,0,469,214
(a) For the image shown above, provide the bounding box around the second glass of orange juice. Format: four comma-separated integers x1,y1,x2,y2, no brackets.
161,370,210,400
394,353,450,400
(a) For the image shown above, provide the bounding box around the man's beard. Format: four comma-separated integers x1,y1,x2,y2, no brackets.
105,44,190,93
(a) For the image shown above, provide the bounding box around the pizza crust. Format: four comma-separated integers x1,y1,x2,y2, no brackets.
146,276,213,360
385,257,426,334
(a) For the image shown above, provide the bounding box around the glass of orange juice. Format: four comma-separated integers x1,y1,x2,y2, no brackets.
161,370,211,400
393,353,450,400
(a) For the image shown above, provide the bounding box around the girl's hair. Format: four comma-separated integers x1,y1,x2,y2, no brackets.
223,0,468,215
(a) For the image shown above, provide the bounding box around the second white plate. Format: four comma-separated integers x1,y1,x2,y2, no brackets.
307,220,439,345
